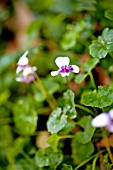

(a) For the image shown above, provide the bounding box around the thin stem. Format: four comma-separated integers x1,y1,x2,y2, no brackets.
89,71,96,89
74,151,104,170
102,128,113,164
34,73,57,110
20,150,34,165
75,104,94,115
92,155,98,170
66,76,70,89
59,135,73,139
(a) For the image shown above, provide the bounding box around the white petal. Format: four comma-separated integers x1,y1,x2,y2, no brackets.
23,67,35,76
16,77,23,82
60,72,70,77
32,66,37,71
91,113,110,127
55,57,70,68
18,51,29,65
108,124,113,132
109,109,113,119
71,65,80,73
51,71,59,76
16,66,22,74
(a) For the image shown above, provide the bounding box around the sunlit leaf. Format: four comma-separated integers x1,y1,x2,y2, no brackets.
63,90,77,119
47,107,67,133
47,134,60,152
35,147,63,168
81,85,113,108
13,98,38,135
89,28,113,59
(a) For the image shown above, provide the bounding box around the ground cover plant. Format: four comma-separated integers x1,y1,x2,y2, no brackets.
1,0,113,169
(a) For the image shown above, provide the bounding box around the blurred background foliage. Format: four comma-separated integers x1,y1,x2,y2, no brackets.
1,0,113,169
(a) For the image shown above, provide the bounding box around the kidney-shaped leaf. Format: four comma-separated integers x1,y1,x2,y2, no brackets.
13,98,38,135
81,85,113,108
76,116,95,144
47,107,67,134
63,90,77,119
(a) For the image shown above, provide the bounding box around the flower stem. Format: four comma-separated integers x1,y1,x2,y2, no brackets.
102,128,113,164
75,104,94,115
66,76,70,89
59,135,73,139
34,73,57,110
89,71,96,89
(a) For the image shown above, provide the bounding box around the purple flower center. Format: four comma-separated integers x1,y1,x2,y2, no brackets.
60,65,73,73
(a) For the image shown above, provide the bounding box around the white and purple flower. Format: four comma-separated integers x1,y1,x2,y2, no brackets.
51,56,79,77
16,51,37,83
91,109,113,132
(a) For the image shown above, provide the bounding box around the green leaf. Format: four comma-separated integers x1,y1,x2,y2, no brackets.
13,98,38,135
71,137,94,164
35,147,63,168
89,28,113,59
75,58,99,84
47,134,60,152
81,85,113,108
0,125,13,150
82,58,99,72
75,73,87,84
105,9,113,20
63,90,77,119
59,120,75,135
47,107,67,133
76,116,95,144
6,137,29,164
61,32,76,50
74,0,96,12
61,164,73,170
0,90,10,106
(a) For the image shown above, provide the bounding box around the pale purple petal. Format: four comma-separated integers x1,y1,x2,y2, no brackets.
51,71,59,76
108,109,113,119
16,66,23,74
71,65,80,73
23,66,37,76
55,57,70,68
107,124,113,132
91,113,110,127
18,51,29,66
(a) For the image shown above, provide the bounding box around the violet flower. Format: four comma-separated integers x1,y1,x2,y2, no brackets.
51,56,79,77
91,109,113,132
16,51,37,83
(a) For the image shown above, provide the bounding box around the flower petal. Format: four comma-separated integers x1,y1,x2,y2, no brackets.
71,65,80,73
108,109,113,119
18,51,29,65
107,124,113,132
51,71,59,76
91,113,110,127
16,77,23,82
55,57,70,68
23,67,36,76
60,72,70,77
16,66,23,74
